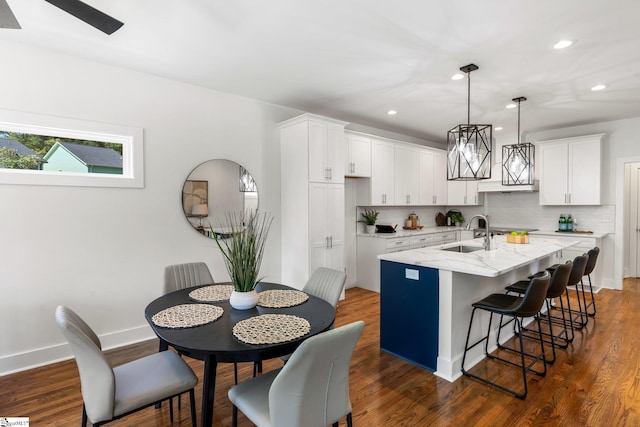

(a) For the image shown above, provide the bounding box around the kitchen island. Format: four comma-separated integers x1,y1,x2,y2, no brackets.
377,235,579,382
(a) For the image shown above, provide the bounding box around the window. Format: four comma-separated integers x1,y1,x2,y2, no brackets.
0,109,144,188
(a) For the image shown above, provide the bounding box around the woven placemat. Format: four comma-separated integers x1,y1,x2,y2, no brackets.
232,314,311,345
152,304,224,328
257,289,309,308
189,284,234,302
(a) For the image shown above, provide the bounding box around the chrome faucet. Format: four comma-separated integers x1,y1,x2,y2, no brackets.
466,214,490,251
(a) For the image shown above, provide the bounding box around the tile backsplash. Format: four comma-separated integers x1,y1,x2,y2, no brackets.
484,192,615,233
355,192,615,234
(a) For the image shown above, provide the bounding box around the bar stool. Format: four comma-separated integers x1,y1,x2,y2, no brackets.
503,261,573,364
552,254,589,329
461,271,551,399
581,247,600,317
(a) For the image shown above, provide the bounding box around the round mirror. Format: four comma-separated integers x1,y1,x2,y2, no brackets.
182,159,259,238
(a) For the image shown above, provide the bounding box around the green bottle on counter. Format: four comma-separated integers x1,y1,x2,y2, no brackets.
559,214,566,231
566,214,573,231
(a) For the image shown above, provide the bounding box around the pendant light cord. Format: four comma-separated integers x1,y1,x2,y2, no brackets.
517,99,521,145
467,71,471,126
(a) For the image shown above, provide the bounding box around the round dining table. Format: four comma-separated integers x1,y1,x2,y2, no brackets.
145,282,336,427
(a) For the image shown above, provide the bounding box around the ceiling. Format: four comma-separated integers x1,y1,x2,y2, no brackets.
3,0,640,143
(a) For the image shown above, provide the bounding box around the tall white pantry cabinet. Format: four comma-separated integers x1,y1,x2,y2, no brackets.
279,114,348,290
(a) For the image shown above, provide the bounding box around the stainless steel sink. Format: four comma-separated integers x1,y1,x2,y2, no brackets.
440,245,484,253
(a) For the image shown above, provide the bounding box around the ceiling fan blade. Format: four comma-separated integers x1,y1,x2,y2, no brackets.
44,0,123,35
0,0,21,29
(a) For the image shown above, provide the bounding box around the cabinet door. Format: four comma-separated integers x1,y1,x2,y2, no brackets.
327,125,345,183
347,134,372,177
447,180,467,205
370,139,395,204
308,121,328,183
309,122,344,184
466,181,482,205
539,142,569,205
394,144,419,205
309,183,329,269
309,183,344,273
569,139,600,205
432,151,448,205
418,150,435,205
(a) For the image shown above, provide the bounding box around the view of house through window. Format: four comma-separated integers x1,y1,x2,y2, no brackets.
0,130,124,175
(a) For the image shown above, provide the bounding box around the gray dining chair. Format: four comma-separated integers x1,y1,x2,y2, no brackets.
164,261,214,293
303,267,347,311
228,320,365,427
163,261,251,386
280,267,346,364
55,305,198,427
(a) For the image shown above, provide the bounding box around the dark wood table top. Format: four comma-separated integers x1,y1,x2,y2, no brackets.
145,282,336,364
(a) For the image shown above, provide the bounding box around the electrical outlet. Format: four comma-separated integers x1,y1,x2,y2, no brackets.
603,214,613,223
405,269,419,281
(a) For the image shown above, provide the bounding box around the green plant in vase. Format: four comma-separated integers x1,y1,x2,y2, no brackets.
451,212,465,226
211,210,273,309
358,208,379,234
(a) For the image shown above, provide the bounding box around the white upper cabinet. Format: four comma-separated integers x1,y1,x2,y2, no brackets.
308,119,345,184
345,132,372,177
370,139,395,205
419,149,448,205
538,134,603,205
447,180,482,206
394,144,420,205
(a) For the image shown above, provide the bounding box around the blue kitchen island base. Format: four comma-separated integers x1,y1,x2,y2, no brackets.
380,260,439,371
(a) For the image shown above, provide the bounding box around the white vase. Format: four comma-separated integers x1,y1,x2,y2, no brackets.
366,225,376,234
229,289,259,310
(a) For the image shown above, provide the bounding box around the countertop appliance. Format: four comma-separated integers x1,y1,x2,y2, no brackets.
473,227,538,238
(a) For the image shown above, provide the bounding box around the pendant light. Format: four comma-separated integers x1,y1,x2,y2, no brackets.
502,97,535,186
447,64,493,181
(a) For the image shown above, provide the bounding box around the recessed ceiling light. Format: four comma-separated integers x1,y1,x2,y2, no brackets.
495,127,503,131
451,73,464,80
553,40,573,49
387,110,397,115
591,84,607,91
506,103,517,109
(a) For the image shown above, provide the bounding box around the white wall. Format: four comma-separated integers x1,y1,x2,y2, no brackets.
0,40,301,375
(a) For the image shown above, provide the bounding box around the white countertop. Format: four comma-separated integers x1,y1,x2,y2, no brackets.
530,230,609,239
358,226,462,239
378,235,579,277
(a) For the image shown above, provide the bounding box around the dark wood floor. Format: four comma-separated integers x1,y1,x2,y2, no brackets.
2,279,640,426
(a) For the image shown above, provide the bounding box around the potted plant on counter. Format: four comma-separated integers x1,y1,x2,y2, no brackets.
359,208,380,234
451,212,465,226
212,210,273,310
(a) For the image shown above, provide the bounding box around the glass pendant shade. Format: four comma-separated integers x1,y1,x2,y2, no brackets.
447,64,492,181
501,96,534,185
447,124,493,180
502,142,535,185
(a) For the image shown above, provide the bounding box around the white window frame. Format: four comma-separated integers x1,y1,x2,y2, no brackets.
0,109,144,188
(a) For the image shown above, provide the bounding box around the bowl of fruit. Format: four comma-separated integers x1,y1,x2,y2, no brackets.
506,231,530,244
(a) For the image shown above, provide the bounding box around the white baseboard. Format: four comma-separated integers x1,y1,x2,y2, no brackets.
1,324,157,376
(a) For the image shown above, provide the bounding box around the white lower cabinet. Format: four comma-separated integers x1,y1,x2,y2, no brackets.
356,230,460,292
